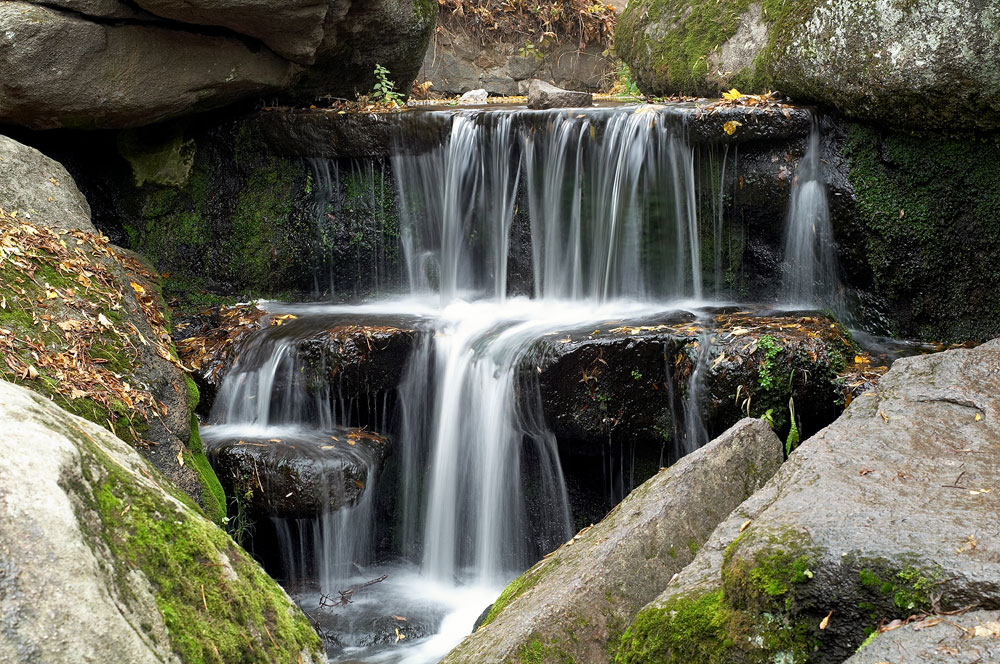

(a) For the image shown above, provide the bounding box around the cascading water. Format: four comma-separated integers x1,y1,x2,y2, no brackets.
201,103,831,663
781,126,840,309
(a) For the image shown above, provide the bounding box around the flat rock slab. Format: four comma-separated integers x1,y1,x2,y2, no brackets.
203,427,388,518
175,303,268,412
441,418,783,664
176,309,416,416
617,339,1000,664
250,103,814,159
845,610,1000,663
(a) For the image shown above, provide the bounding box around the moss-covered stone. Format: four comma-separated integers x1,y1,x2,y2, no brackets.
841,124,1000,342
614,588,817,664
53,399,323,664
616,0,1000,132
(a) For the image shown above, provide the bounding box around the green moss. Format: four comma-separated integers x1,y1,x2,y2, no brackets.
844,124,1000,342
857,564,937,613
482,556,562,627
60,414,322,664
722,528,815,614
616,0,822,96
614,589,816,664
118,126,197,188
187,413,226,525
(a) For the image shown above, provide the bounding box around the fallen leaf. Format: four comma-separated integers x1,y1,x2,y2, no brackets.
879,411,889,424
739,519,752,533
975,413,982,422
177,450,184,466
819,610,832,630
723,120,742,135
97,313,113,327
972,621,1000,638
394,627,405,643
722,88,743,101
956,534,978,554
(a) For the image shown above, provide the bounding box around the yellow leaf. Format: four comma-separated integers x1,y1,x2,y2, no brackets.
177,450,184,466
975,413,982,422
723,121,742,135
854,355,870,364
130,281,146,295
819,610,832,630
395,627,405,643
722,88,743,101
879,411,889,423
739,519,752,533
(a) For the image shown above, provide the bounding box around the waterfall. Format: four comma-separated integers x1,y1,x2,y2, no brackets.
781,127,840,308
200,103,835,662
392,106,709,303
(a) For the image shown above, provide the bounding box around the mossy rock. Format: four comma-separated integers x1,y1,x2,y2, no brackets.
0,214,224,523
838,123,1000,342
0,379,325,664
617,340,1000,664
615,0,1000,132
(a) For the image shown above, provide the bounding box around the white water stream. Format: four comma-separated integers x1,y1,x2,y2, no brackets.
202,104,835,662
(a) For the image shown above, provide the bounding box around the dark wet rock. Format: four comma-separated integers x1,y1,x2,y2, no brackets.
174,303,268,414
616,0,1000,132
524,310,873,460
204,428,388,518
0,380,326,664
0,135,94,233
617,339,1000,664
249,108,453,159
525,79,593,109
290,318,417,402
441,418,783,663
355,615,434,647
845,610,1000,664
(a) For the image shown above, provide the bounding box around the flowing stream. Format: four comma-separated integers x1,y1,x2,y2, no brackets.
201,104,834,662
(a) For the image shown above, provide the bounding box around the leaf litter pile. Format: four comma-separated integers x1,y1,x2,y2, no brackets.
0,210,181,444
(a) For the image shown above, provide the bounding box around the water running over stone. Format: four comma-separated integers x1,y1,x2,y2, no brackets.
781,126,840,309
201,104,833,662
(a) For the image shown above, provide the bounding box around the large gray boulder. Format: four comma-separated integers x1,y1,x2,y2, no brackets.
0,2,297,130
615,0,1000,131
0,0,435,130
132,0,330,64
0,380,326,664
616,339,1000,664
441,418,783,663
845,610,1000,663
0,135,94,233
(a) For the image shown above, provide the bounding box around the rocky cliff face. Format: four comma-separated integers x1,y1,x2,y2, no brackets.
0,0,435,129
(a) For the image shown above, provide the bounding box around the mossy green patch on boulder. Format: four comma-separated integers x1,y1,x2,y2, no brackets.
840,124,1000,342
0,378,325,664
118,124,197,188
616,0,1000,132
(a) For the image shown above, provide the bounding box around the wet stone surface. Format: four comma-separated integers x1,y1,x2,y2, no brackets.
203,427,389,519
